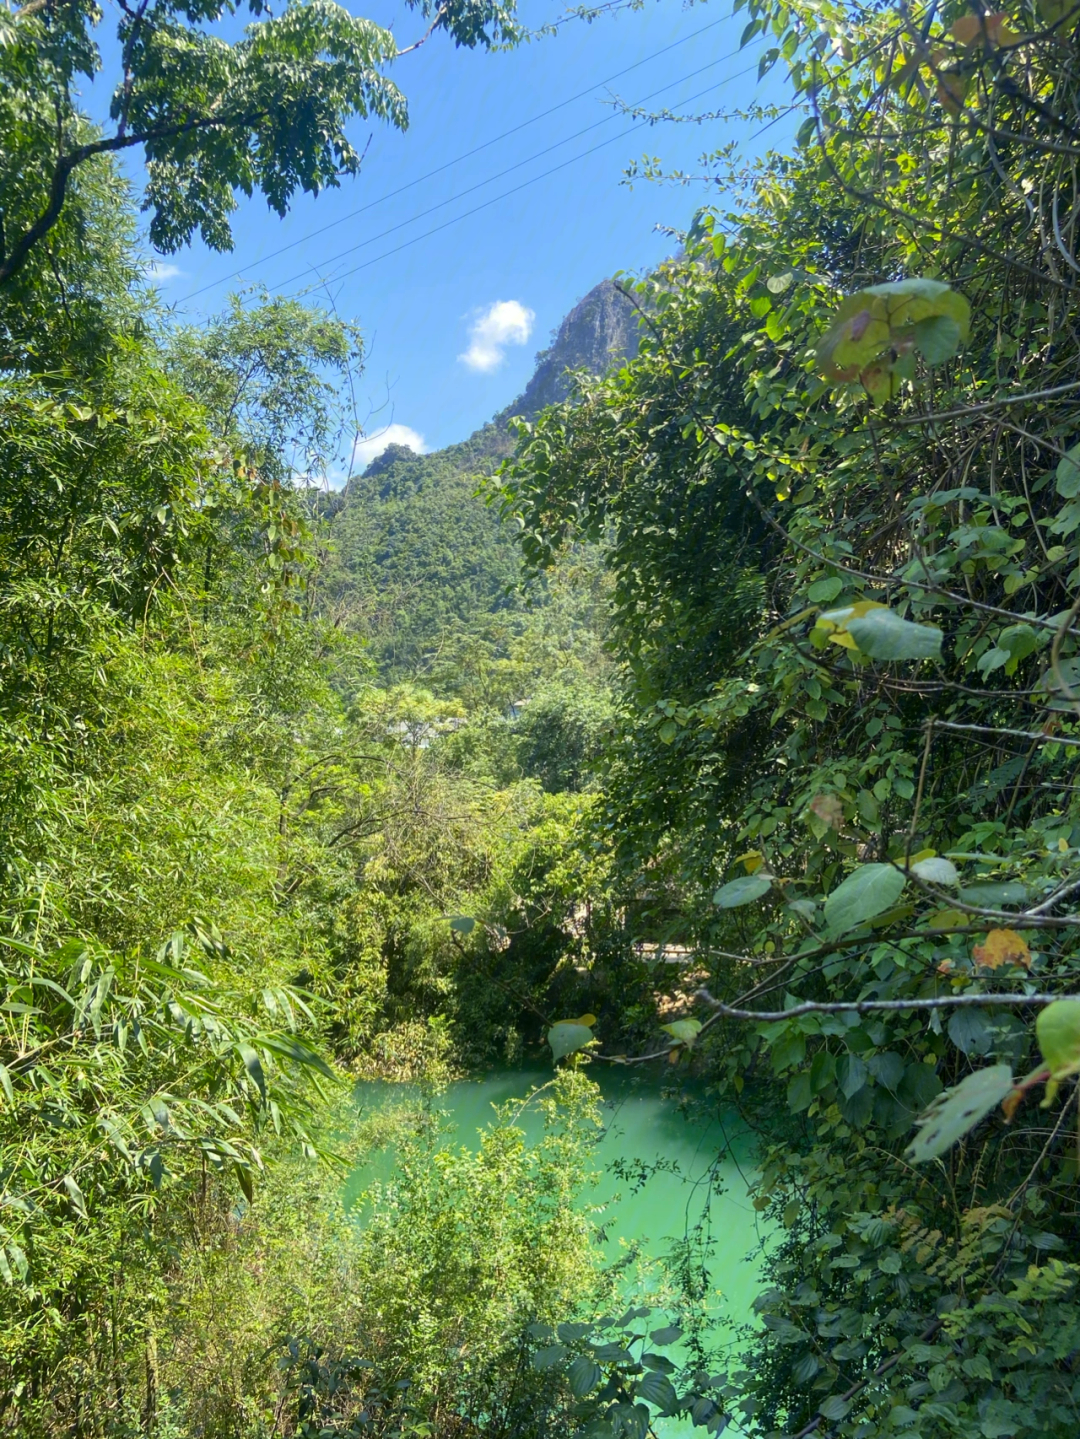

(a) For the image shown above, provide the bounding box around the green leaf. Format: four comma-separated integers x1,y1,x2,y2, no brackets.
792,1353,820,1383
844,608,943,661
1037,999,1080,1079
257,1033,336,1082
449,915,476,934
532,1344,568,1370
7,1243,28,1282
959,881,1027,908
62,1175,87,1217
824,864,906,935
1057,443,1080,498
807,576,843,602
911,857,959,886
713,874,772,908
837,1053,868,1098
237,1042,267,1100
636,1371,678,1413
661,1019,702,1045
234,1161,254,1204
912,314,962,365
817,279,970,382
948,1008,993,1057
557,1322,593,1342
0,1063,13,1105
999,624,1039,665
649,1325,683,1346
547,1021,594,1064
905,1063,1015,1163
819,1395,852,1423
568,1355,603,1396
641,1353,676,1374
591,1343,634,1363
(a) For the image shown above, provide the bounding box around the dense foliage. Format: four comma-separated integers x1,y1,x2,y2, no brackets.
0,0,520,289
15,0,1080,1434
0,117,624,1434
495,2,1080,1435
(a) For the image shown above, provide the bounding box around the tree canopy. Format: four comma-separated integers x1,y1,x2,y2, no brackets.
0,0,520,289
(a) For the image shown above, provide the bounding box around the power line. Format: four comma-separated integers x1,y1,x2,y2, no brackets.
290,69,762,299
269,50,760,297
177,11,734,304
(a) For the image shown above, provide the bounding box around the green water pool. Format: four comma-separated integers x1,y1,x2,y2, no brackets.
344,1063,766,1433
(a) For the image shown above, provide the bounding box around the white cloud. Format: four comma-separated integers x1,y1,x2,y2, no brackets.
348,423,428,477
145,260,185,283
459,299,535,373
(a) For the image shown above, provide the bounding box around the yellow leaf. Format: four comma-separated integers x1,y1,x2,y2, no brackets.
828,630,861,650
950,12,1021,45
950,13,984,42
972,928,1031,971
737,850,765,874
927,907,970,930
568,1013,597,1028
936,71,968,114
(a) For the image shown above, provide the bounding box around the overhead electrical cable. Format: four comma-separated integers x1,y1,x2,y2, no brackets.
267,51,759,297
289,69,761,298
177,11,737,303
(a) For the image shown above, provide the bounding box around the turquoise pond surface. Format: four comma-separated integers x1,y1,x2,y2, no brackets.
343,1064,767,1433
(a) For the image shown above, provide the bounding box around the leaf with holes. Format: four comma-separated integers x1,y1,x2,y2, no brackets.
905,1063,1015,1162
973,929,1031,971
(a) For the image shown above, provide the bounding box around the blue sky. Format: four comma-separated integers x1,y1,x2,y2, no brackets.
99,0,795,466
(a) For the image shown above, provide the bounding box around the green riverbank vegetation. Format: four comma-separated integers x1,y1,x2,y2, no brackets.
5,0,1080,1434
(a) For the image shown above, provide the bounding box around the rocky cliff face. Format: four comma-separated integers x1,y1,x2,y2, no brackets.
498,277,639,423
357,276,640,480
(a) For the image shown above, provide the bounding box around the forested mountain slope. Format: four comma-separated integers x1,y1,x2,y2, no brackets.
321,279,637,676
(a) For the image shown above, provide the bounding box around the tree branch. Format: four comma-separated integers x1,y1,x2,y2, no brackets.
0,109,264,287
594,987,1066,1065
694,987,1063,1023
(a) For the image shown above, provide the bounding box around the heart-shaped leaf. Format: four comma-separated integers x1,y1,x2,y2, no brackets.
548,1021,594,1065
